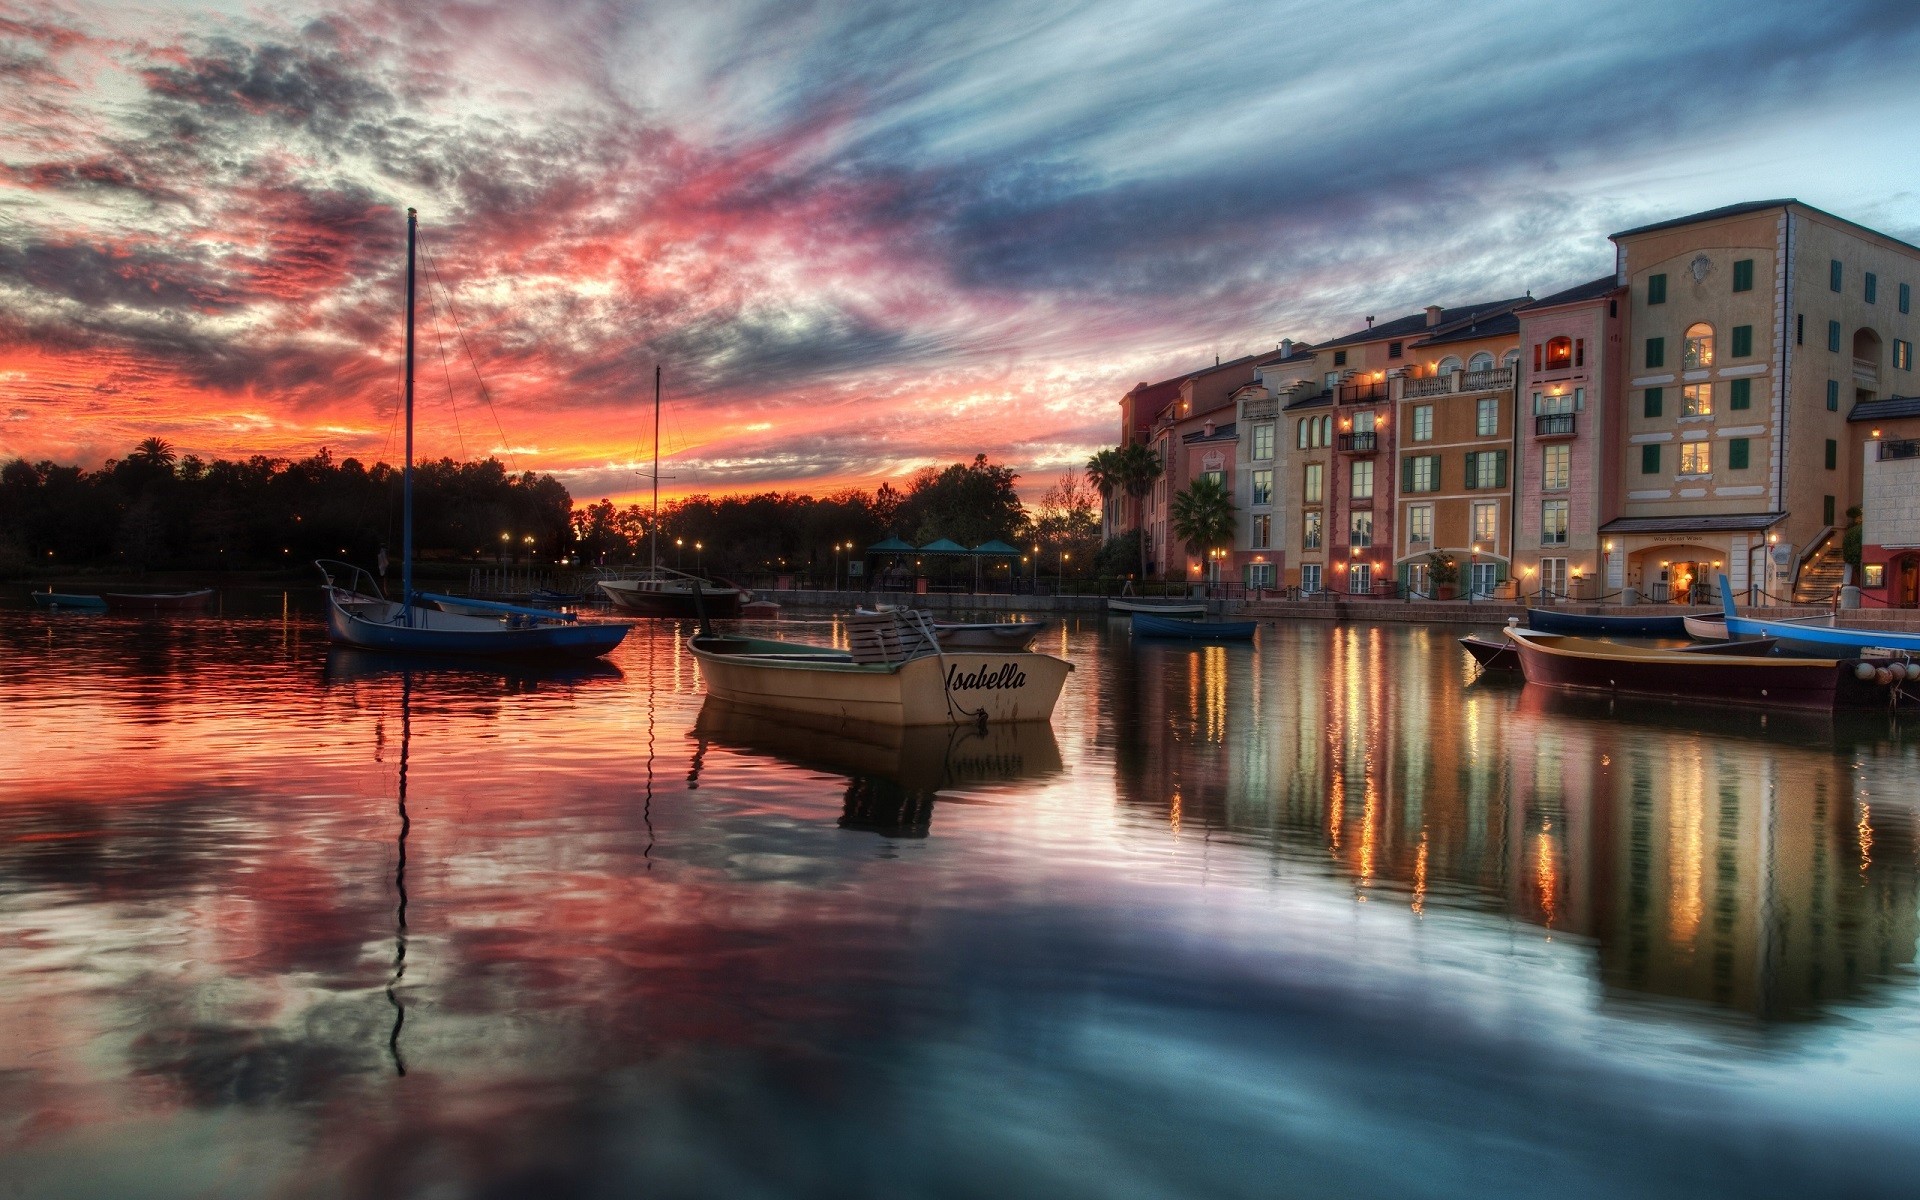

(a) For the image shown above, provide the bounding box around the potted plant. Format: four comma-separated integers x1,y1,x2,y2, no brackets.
1428,551,1460,600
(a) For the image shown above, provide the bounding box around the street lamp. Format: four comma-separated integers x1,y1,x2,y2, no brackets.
676,537,684,568
695,540,704,574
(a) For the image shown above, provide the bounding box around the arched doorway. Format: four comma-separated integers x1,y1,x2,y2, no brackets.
1629,544,1726,604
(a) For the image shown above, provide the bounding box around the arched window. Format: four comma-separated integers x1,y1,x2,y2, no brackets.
1544,337,1573,369
1684,323,1714,370
1298,418,1310,449
1468,351,1494,373
1437,355,1462,376
1503,348,1521,369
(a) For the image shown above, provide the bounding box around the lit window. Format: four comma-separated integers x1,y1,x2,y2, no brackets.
1472,502,1497,544
1476,398,1499,436
1303,463,1323,503
1251,513,1271,549
1407,455,1439,493
1350,460,1374,501
1408,504,1433,545
1541,500,1569,545
1301,562,1322,592
1895,339,1913,371
1544,336,1573,369
1680,442,1709,474
1683,323,1714,370
1412,405,1433,441
1302,510,1322,549
1543,444,1570,491
1250,469,1273,507
1252,423,1274,460
1682,383,1712,416
1349,510,1373,548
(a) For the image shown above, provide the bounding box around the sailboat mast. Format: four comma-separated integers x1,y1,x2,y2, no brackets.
651,363,660,574
402,208,417,625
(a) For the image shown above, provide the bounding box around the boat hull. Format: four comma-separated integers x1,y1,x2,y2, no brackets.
689,635,1071,726
1131,613,1257,640
1682,614,1728,641
1504,628,1841,710
934,620,1046,651
1525,608,1689,637
31,592,107,610
326,594,628,658
1460,634,1519,671
599,579,743,618
1108,599,1207,617
102,588,213,612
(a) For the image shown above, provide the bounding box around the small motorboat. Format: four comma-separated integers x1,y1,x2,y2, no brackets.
934,619,1048,651
1130,612,1257,640
1525,607,1689,637
599,567,745,618
1460,633,1519,671
1500,627,1894,710
1108,598,1207,617
101,588,213,613
689,609,1072,727
1682,613,1729,641
30,590,107,611
740,598,782,617
1717,575,1920,655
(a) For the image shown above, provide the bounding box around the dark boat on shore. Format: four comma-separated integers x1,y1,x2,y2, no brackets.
1524,608,1689,637
101,588,214,613
30,589,107,611
1500,628,1899,710
1465,630,1780,673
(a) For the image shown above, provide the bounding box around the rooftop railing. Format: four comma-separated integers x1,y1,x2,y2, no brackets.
1878,438,1920,461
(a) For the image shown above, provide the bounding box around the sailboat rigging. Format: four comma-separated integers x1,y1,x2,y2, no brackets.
318,208,630,658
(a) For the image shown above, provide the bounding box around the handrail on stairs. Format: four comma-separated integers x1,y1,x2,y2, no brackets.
1790,525,1839,598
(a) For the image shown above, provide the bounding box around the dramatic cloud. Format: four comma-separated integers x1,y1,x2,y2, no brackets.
2,0,1919,499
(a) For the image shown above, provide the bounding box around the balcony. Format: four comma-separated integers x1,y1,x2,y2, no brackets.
1403,374,1453,398
1879,438,1920,461
1535,413,1577,438
1337,379,1388,404
1337,431,1378,453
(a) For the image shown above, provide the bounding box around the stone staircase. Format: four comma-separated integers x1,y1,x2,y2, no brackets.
1793,533,1848,605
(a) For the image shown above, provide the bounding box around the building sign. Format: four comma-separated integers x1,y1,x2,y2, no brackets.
1202,450,1225,473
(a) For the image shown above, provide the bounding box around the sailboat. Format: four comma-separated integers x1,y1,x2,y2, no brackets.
318,208,630,659
596,366,746,618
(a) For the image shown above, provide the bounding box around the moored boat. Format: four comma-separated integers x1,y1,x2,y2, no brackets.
1683,613,1729,641
934,619,1047,651
1460,633,1520,671
1501,627,1860,710
740,598,782,617
1525,607,1689,637
101,588,214,612
1130,613,1257,640
687,627,1072,726
30,589,107,611
599,567,745,618
1717,575,1920,655
1108,598,1207,617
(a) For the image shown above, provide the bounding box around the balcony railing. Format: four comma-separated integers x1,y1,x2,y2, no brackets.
1855,356,1879,380
1403,375,1453,398
1337,380,1388,404
1535,413,1577,437
1302,533,1322,550
1462,365,1515,392
1337,431,1378,453
1879,438,1920,461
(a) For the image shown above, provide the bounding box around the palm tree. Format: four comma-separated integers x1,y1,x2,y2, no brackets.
1114,441,1161,578
1169,475,1235,584
1085,448,1120,518
129,437,177,471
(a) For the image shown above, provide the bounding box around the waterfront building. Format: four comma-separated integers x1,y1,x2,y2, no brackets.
1512,276,1626,600
1134,355,1263,577
1606,200,1920,603
1847,395,1920,605
1232,341,1318,589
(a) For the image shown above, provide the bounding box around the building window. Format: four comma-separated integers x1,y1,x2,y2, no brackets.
1902,282,1911,314
1468,351,1494,373
1541,500,1569,546
1301,563,1322,593
1203,469,1225,488
1683,323,1714,370
1731,325,1752,358
1464,449,1508,489
1647,273,1667,305
1251,513,1271,549
1866,272,1878,304
1540,557,1569,597
1646,337,1665,368
1575,338,1585,367
1729,438,1750,470
1303,510,1322,550
1543,444,1570,491
1250,469,1273,507
1825,495,1836,525
1438,356,1462,376
1350,459,1374,501
1252,423,1273,460
1681,383,1712,416
1831,259,1843,292
1825,439,1837,470
1733,259,1753,292
1246,562,1273,588
1641,444,1661,474
1298,418,1310,449
1404,455,1439,493
1471,502,1497,545
1865,562,1886,588
1325,372,1340,394
1412,404,1433,441
1796,313,1804,345
1896,339,1913,371
1730,378,1752,410
1333,350,1347,367
1387,340,1403,359
1354,409,1376,434
1680,442,1709,475
1828,320,1841,352
1544,336,1573,369
1408,504,1433,546
1350,562,1372,594
1827,379,1840,411
1304,463,1323,503
1643,387,1664,418
1476,397,1499,436
1349,510,1373,549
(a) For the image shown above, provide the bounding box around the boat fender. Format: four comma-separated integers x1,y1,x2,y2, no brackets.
1855,662,1878,681
1507,617,1519,626
1906,662,1920,682
1875,667,1895,686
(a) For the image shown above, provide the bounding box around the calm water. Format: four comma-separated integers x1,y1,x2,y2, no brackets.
3,602,1920,1199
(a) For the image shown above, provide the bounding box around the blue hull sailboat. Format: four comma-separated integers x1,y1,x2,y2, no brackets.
1718,573,1920,655
320,209,628,660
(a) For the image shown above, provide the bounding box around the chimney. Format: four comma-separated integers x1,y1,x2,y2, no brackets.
1425,305,1443,327
1278,338,1293,358
1204,420,1215,437
1365,315,1375,329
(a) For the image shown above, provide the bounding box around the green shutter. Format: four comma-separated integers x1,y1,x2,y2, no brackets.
1492,450,1508,490
1902,282,1911,314
1732,259,1753,292
1401,457,1413,492
1825,439,1837,470
1729,438,1750,470
1644,387,1663,417
1463,453,1477,489
1641,444,1660,474
1646,337,1664,368
1731,325,1752,357
1828,321,1841,352
1647,273,1666,305
1827,380,1840,411
1830,260,1843,291
1430,455,1441,491
1730,379,1751,410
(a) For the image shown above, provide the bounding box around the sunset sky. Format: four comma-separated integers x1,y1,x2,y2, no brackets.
3,0,1919,505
